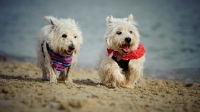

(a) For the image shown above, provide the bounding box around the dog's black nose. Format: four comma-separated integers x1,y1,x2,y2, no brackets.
68,44,75,50
125,37,131,43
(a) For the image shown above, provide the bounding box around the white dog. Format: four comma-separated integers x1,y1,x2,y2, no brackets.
36,16,83,84
96,14,145,88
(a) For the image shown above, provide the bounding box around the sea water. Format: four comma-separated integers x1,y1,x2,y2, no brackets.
0,0,200,82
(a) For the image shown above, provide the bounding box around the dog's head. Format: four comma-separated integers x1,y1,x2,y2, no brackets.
104,14,140,54
44,16,83,56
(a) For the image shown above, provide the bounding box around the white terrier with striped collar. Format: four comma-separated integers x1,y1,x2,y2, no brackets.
96,14,145,88
36,16,83,84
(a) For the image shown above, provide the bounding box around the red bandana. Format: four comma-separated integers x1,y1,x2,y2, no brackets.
107,42,146,60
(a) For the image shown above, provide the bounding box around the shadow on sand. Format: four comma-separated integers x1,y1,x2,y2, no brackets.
73,79,103,87
0,74,42,82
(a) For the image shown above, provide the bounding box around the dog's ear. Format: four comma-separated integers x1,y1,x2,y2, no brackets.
44,16,59,26
106,15,114,24
71,19,76,25
127,14,138,25
127,14,134,22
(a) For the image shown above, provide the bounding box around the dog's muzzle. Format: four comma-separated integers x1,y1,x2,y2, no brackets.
68,44,75,50
65,44,75,55
125,37,131,43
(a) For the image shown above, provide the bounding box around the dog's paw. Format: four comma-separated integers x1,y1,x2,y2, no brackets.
116,75,126,85
50,79,57,83
64,79,73,85
104,83,116,88
123,84,135,89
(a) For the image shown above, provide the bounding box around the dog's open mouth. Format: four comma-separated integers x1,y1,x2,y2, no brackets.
65,50,73,55
121,44,130,53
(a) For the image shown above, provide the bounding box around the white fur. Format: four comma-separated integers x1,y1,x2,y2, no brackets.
36,16,83,83
96,14,145,88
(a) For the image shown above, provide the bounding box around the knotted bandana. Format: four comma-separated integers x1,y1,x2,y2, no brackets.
46,43,72,73
107,42,146,60
107,42,145,71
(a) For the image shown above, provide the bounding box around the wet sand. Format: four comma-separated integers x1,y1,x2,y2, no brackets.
0,61,200,112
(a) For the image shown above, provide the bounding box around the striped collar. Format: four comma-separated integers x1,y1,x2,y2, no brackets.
46,43,72,73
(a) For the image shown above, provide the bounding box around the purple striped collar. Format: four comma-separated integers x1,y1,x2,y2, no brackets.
46,43,73,73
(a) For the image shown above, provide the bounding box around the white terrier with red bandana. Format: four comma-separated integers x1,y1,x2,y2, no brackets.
36,16,83,84
96,14,145,88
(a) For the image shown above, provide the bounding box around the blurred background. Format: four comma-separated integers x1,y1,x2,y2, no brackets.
0,0,200,82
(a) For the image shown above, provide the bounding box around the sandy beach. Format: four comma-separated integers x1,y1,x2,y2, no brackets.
0,61,199,112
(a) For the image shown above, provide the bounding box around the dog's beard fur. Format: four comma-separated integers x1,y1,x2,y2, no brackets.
47,25,82,56
105,24,140,55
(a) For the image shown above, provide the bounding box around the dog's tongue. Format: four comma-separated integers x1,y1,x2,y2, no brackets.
123,44,130,53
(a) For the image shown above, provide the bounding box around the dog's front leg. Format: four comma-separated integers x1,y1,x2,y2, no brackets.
41,67,48,81
62,66,73,85
100,59,126,87
125,68,140,88
48,65,58,83
125,56,145,88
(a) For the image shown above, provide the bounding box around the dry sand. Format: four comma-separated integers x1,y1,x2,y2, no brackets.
0,61,199,112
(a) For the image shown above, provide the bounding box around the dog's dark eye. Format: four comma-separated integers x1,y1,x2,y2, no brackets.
62,34,67,38
74,36,77,38
116,31,122,35
129,31,132,34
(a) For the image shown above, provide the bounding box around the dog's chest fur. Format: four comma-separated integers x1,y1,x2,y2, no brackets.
112,56,130,71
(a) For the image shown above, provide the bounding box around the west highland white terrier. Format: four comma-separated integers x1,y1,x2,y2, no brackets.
96,14,145,88
36,16,83,84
